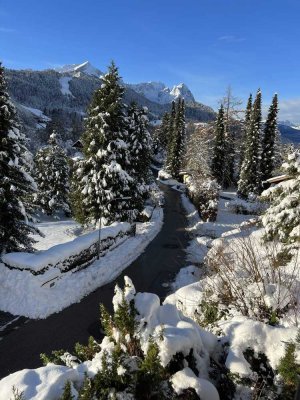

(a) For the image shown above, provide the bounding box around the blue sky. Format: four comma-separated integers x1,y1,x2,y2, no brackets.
1,0,300,122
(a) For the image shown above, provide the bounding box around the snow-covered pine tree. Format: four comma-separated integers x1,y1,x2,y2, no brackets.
261,93,280,182
211,105,226,186
239,93,252,175
154,111,170,151
34,131,70,217
127,103,152,215
0,63,39,253
169,99,186,179
78,62,133,225
69,158,87,225
237,89,263,198
165,101,176,170
261,149,300,244
221,86,243,188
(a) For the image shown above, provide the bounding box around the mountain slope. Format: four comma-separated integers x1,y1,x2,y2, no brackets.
278,123,300,144
5,63,216,150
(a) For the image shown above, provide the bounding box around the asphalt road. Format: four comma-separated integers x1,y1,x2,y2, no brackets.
0,182,189,379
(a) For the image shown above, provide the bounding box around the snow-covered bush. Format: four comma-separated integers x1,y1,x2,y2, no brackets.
261,150,300,244
277,331,300,399
204,230,300,324
186,177,220,222
225,197,266,215
0,277,219,400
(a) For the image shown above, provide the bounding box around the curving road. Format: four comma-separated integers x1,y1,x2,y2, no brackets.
0,182,189,379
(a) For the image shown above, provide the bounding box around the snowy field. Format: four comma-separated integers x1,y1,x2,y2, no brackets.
31,217,82,251
0,208,163,319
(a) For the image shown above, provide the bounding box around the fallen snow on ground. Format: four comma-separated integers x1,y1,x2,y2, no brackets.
0,209,163,319
157,169,186,192
31,217,82,251
181,190,255,265
171,265,202,291
59,76,74,97
20,105,51,121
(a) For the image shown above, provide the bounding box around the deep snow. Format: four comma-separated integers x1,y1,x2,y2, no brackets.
0,209,163,319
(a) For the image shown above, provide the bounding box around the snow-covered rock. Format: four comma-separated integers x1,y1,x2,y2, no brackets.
55,61,102,78
127,81,195,105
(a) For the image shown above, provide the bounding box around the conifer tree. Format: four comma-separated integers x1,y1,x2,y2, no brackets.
238,89,262,198
34,131,70,216
261,93,279,182
239,93,252,174
77,62,133,225
211,105,226,185
127,103,152,216
0,63,39,253
153,112,170,151
261,149,300,244
169,99,186,179
221,86,243,187
165,101,176,169
59,381,74,400
69,158,86,224
127,103,152,184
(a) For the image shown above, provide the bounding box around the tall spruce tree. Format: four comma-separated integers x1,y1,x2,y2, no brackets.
154,112,169,151
238,89,262,198
127,103,152,216
169,99,186,179
261,93,279,182
221,86,243,187
69,157,87,225
34,131,70,216
211,105,226,185
165,101,176,169
239,93,252,175
77,62,133,225
0,63,39,253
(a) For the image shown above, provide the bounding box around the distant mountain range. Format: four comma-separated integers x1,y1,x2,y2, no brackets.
278,123,300,144
5,61,215,151
5,61,300,150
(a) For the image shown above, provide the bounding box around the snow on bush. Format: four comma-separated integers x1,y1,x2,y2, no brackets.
204,229,300,324
225,197,265,215
261,150,300,244
0,277,220,400
186,176,220,222
221,316,298,375
171,367,219,400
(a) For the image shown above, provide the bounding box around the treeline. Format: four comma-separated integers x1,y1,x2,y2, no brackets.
212,89,280,198
0,62,153,254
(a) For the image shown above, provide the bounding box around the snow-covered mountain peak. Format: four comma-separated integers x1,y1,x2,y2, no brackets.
170,83,195,104
55,61,102,78
127,81,195,105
